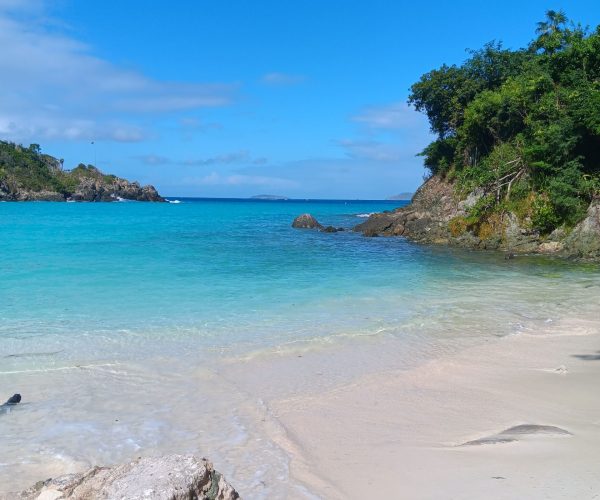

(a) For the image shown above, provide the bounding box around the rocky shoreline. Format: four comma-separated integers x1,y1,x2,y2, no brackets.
0,171,164,202
0,141,164,202
353,176,600,260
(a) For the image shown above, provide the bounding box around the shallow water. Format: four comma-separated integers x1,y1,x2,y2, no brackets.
1,199,599,496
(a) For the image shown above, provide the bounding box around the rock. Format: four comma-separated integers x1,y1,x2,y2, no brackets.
502,213,539,253
539,241,563,253
68,175,163,202
458,187,484,211
354,176,458,243
12,455,239,500
353,175,600,260
3,394,21,405
562,199,600,259
292,214,323,229
321,226,344,233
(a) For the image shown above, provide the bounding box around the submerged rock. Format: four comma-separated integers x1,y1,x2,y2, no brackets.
12,455,239,500
322,225,344,233
292,213,323,229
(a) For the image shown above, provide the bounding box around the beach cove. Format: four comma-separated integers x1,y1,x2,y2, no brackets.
1,199,599,498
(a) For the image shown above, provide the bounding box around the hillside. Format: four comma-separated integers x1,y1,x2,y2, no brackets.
356,11,600,259
0,141,163,202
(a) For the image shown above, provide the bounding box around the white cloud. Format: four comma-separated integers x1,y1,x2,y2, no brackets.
261,72,305,86
183,151,250,166
337,139,409,162
133,150,268,167
0,116,148,143
186,172,297,188
352,102,422,129
0,4,236,143
133,154,172,166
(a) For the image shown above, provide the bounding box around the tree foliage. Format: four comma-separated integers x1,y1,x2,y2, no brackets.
409,11,600,231
0,140,119,196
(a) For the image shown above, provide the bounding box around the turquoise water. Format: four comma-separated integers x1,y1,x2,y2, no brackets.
1,199,599,496
1,199,412,363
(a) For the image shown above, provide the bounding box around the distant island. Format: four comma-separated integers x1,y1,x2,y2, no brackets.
250,194,289,200
0,141,163,202
386,192,414,201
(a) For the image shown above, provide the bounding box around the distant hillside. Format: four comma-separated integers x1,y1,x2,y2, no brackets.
0,141,163,201
386,192,414,201
250,194,289,200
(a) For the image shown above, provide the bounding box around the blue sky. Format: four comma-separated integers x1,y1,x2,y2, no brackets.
1,1,599,198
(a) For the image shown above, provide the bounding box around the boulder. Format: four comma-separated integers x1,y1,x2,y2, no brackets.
321,226,344,233
292,214,323,229
12,455,239,500
562,199,600,258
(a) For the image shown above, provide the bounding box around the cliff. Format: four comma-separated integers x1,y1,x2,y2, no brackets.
0,141,163,202
355,175,600,260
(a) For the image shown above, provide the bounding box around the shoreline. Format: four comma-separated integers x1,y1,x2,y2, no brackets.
251,316,600,499
2,311,599,498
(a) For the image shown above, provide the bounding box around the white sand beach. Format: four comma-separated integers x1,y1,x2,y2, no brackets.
227,316,600,499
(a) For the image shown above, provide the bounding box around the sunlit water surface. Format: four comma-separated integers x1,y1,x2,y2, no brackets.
1,199,599,496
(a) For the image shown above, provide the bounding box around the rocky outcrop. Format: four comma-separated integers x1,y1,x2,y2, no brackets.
292,215,345,233
354,176,459,243
0,140,164,202
354,176,600,260
562,199,600,259
68,176,163,202
1,180,163,202
12,455,238,500
322,225,344,233
292,214,323,229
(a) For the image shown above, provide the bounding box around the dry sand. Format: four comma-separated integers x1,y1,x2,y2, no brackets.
237,317,600,499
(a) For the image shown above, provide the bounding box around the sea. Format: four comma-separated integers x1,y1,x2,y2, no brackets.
1,198,599,497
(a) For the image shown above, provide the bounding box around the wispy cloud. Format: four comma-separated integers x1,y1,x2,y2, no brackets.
132,154,172,166
133,150,267,167
182,151,250,166
336,139,409,162
352,102,421,129
261,72,306,86
0,3,236,143
185,172,297,188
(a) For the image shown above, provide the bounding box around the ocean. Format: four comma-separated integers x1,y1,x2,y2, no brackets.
1,198,599,497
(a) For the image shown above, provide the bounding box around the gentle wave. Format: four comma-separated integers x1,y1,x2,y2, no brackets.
355,212,374,218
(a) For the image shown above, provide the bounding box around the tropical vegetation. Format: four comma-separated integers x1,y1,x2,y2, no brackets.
409,10,600,233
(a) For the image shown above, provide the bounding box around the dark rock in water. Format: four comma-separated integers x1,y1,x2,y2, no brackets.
13,455,239,500
292,214,323,229
504,253,515,260
4,394,21,405
322,225,344,233
363,228,380,237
